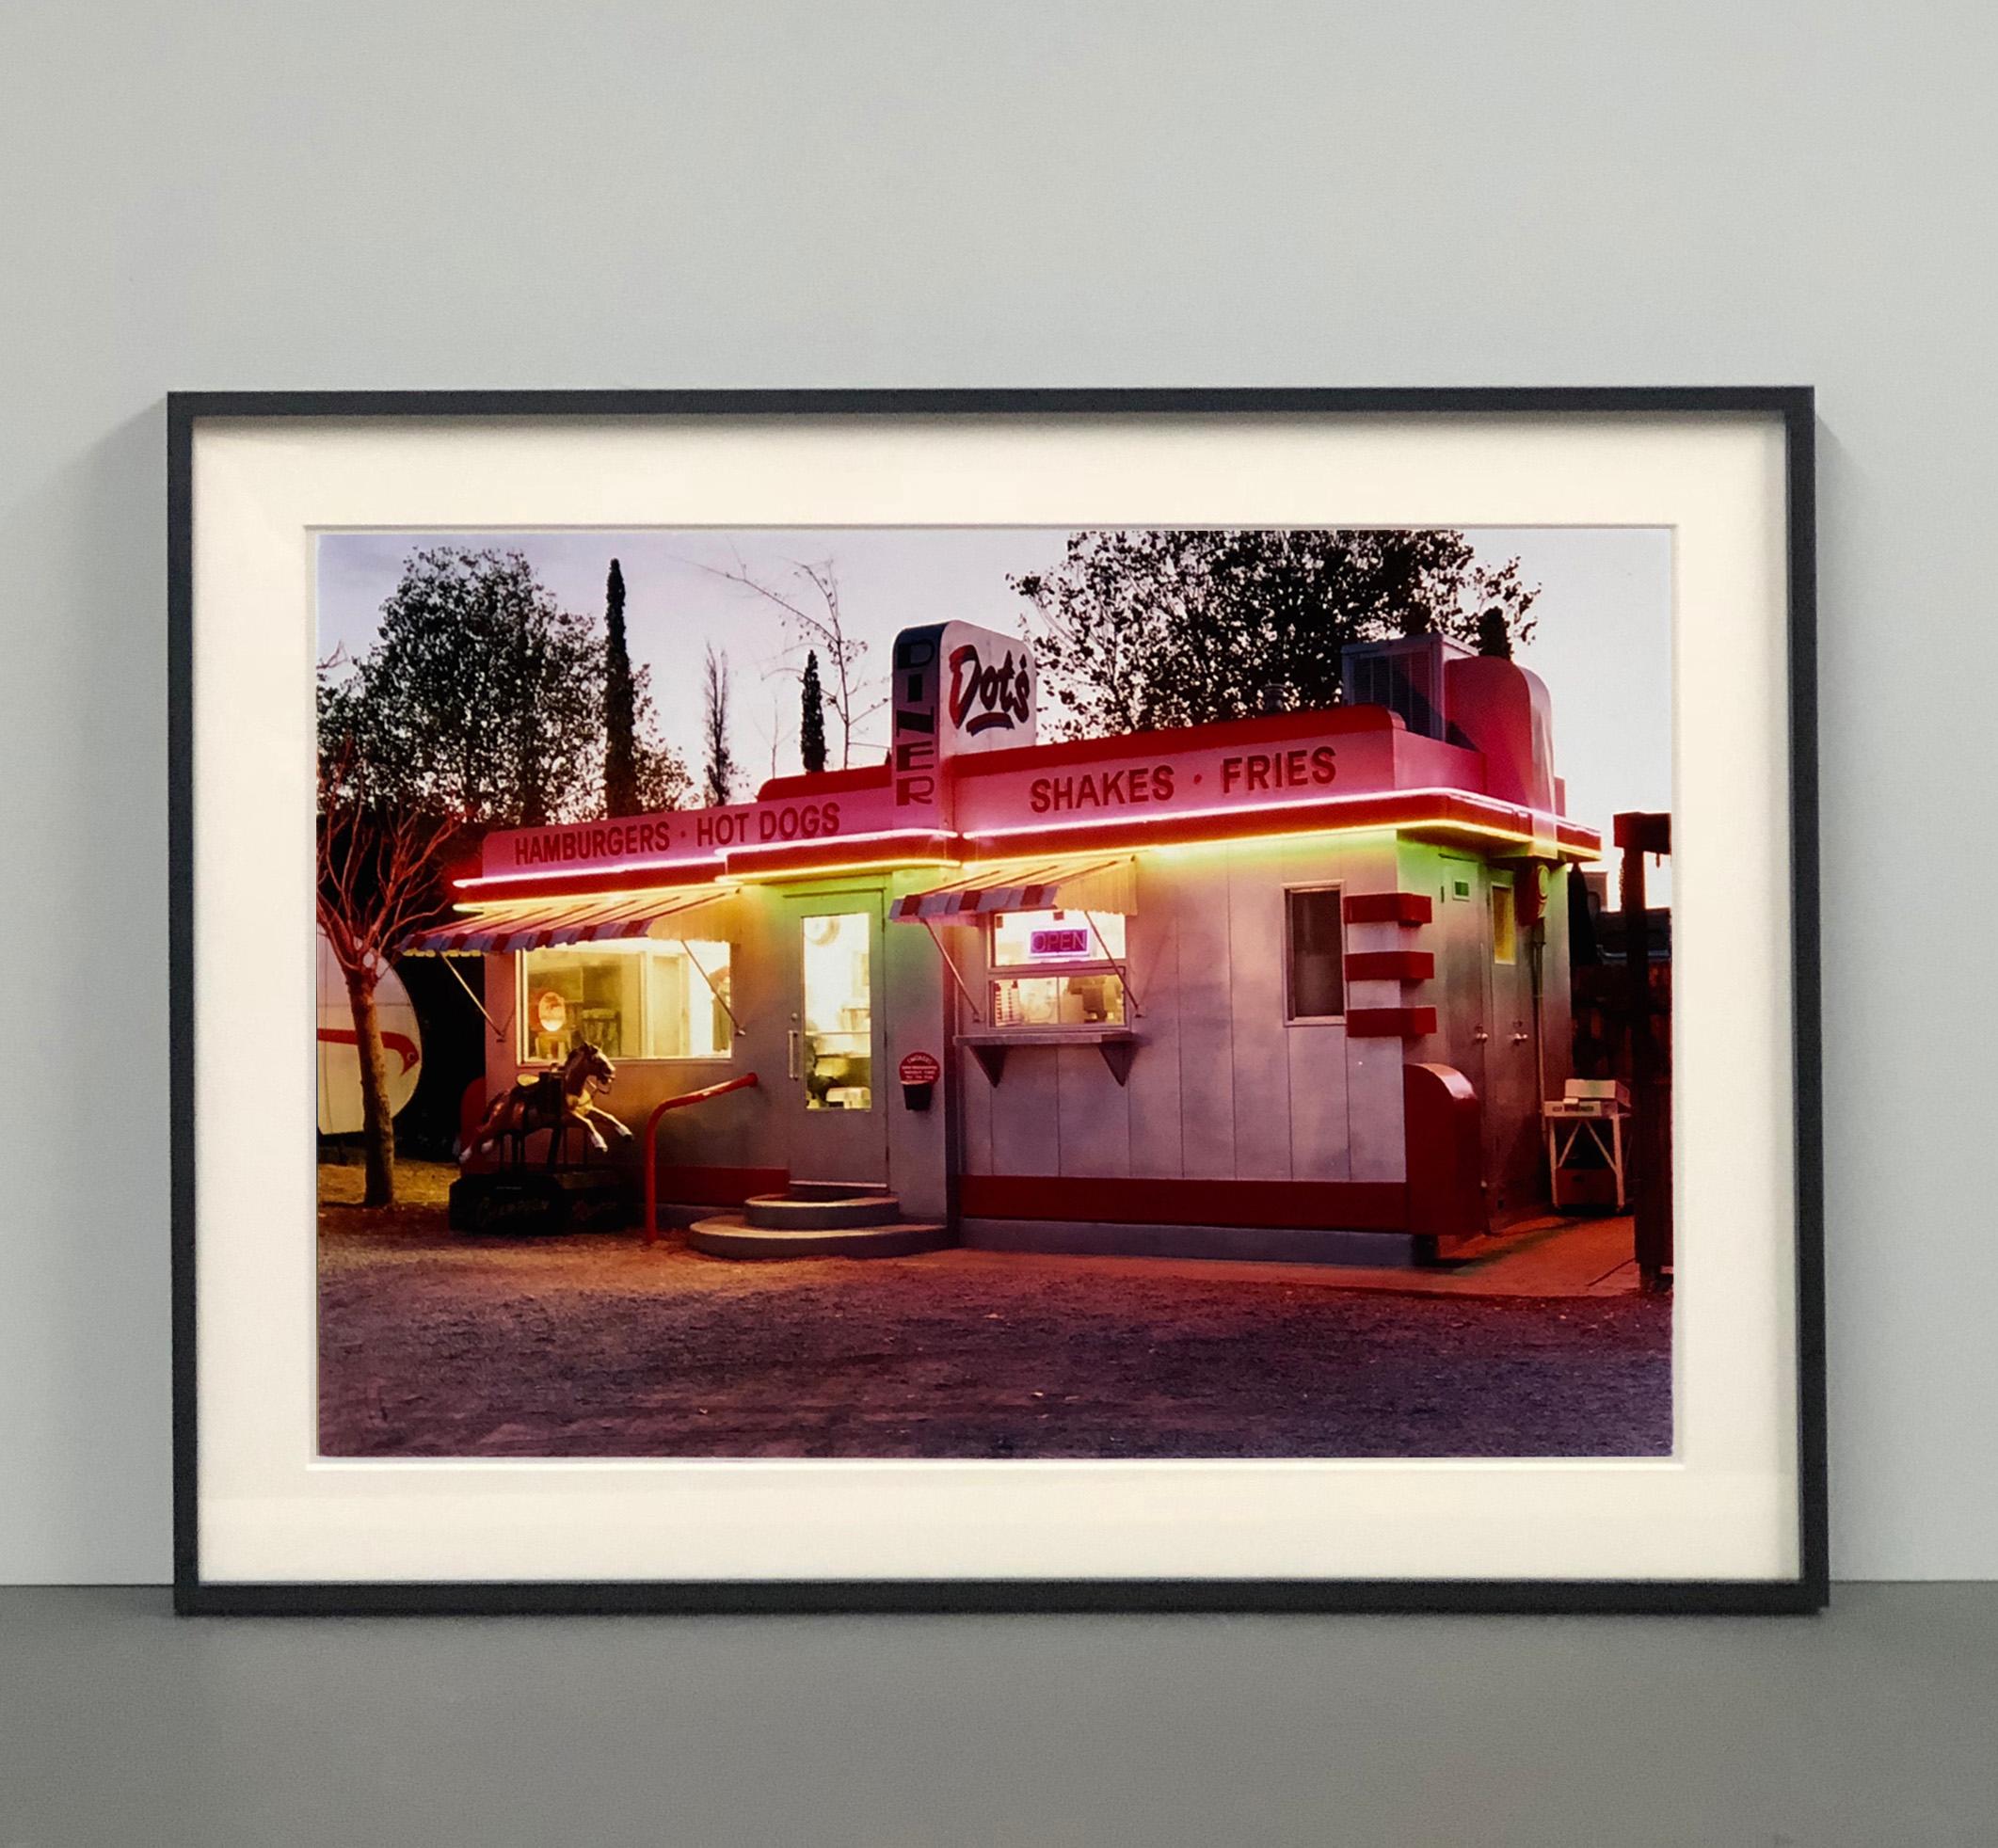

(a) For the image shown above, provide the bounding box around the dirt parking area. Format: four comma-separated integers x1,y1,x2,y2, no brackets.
318,1163,1671,1459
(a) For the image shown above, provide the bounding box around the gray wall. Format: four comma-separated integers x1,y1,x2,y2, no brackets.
1,2,1989,1584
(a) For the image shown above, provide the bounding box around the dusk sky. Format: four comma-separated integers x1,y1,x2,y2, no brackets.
317,525,1671,888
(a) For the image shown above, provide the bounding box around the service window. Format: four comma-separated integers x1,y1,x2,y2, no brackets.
1285,886,1345,1022
987,908,1128,1028
1490,877,1517,965
519,940,732,1063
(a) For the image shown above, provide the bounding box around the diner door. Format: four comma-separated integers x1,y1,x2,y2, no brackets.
783,891,889,1185
1434,854,1491,1125
1483,869,1542,1219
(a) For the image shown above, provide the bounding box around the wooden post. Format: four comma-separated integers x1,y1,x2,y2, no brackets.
1615,812,1672,1291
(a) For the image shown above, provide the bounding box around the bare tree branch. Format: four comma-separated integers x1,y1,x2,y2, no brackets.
679,554,885,770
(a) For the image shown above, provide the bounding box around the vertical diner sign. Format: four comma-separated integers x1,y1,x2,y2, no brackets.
891,624,946,827
891,621,1037,831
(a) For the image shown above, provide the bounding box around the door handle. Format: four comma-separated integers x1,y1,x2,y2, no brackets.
787,1029,802,1080
1474,1029,1490,1044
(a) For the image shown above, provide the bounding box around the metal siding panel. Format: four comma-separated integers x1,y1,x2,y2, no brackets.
953,903,996,1176
959,1043,995,1176
1124,869,1184,1178
988,1038,1063,1178
1347,1027,1409,1182
483,952,519,1098
1056,1045,1130,1178
1395,838,1455,1068
1286,1023,1351,1179
1173,853,1238,1180
1226,847,1293,1180
1340,838,1410,1183
882,882,951,1220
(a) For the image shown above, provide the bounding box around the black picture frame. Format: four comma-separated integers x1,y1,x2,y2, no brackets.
168,386,1823,1617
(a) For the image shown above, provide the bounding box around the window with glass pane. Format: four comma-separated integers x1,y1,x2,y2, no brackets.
989,972,1127,1028
519,940,731,1062
991,908,1127,967
1286,887,1345,1021
801,912,871,1109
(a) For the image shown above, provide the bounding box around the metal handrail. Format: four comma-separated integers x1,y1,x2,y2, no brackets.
640,1073,759,1245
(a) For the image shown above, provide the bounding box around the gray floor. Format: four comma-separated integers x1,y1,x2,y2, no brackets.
2,1587,1993,1847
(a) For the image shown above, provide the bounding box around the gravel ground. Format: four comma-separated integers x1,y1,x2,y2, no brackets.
318,1162,1672,1459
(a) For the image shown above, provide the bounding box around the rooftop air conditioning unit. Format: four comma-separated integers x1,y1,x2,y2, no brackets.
1339,634,1473,741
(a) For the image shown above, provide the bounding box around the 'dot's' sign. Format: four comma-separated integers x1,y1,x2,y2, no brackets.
892,620,1037,817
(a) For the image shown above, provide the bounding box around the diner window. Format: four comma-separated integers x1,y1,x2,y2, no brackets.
1285,886,1345,1022
519,940,731,1064
1491,879,1517,965
990,971,1129,1028
986,908,1129,1029
801,912,872,1110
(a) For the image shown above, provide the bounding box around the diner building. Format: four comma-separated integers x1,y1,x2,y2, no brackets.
408,622,1601,1263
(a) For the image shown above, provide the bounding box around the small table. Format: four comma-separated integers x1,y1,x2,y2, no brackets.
1542,1100,1629,1211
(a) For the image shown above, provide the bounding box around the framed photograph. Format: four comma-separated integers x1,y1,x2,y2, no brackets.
170,388,1823,1614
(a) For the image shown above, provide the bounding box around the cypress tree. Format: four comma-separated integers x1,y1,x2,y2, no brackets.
701,645,735,807
602,558,640,815
799,647,828,774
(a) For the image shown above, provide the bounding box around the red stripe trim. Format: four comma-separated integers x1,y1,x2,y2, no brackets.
1345,949,1435,981
314,1028,421,1075
650,1164,789,1207
960,1174,1407,1231
1345,1006,1438,1039
1343,891,1433,926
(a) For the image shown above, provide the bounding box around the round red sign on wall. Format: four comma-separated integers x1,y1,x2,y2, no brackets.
898,1050,941,1086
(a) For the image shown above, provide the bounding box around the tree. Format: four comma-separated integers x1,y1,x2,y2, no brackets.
316,737,460,1205
322,548,605,826
1475,606,1514,659
631,695,695,812
694,557,883,768
1014,529,1539,737
320,546,690,825
701,645,736,805
602,558,640,816
799,648,828,774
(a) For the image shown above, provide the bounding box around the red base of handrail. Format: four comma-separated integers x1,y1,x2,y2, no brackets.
641,1074,760,1245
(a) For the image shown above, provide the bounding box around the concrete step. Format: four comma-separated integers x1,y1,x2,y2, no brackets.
780,1180,894,1203
687,1215,954,1261
743,1191,905,1230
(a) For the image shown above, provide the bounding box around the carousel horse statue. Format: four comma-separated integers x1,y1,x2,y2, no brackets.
472,1040,634,1168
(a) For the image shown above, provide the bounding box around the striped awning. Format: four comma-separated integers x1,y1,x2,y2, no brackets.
402,886,735,955
890,856,1136,926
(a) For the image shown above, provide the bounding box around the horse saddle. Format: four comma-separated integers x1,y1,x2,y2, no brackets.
516,1071,565,1116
